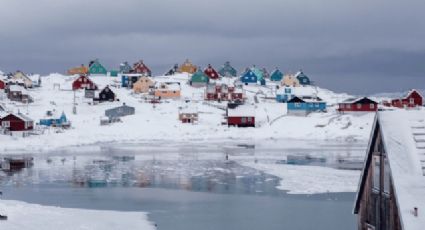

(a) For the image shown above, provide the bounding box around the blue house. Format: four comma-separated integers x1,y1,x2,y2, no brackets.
39,112,70,127
295,71,311,86
119,62,132,74
276,87,295,102
218,61,237,77
240,69,257,84
270,68,283,81
121,74,142,88
287,96,326,116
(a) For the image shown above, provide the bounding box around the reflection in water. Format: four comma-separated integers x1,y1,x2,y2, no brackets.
0,155,281,196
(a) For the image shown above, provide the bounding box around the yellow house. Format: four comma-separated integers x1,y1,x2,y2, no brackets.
133,76,154,93
281,74,300,87
11,71,33,88
68,65,89,75
178,59,197,74
154,82,181,99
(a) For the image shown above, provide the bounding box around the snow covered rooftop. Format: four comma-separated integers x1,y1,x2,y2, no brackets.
9,84,28,93
276,86,317,97
227,104,255,117
378,109,425,229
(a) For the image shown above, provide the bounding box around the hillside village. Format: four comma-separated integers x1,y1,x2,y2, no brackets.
0,59,423,152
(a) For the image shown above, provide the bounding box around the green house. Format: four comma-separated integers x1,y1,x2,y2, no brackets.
190,69,209,87
270,68,283,81
89,59,107,75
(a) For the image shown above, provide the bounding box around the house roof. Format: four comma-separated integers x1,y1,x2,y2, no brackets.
355,110,425,229
276,86,316,97
227,104,255,117
405,89,424,100
288,96,323,103
9,84,28,93
341,97,377,104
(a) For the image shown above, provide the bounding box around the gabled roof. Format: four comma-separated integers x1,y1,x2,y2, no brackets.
227,104,255,117
405,89,424,100
341,97,377,105
288,96,323,103
354,110,425,229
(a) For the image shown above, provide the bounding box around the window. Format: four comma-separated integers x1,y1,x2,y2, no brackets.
285,88,291,94
357,104,362,109
247,117,252,122
294,103,301,108
2,121,10,127
383,155,391,194
370,104,375,109
410,98,415,104
241,117,247,123
347,104,351,109
373,155,380,190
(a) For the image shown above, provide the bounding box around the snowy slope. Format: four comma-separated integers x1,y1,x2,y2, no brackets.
0,200,155,230
0,73,375,152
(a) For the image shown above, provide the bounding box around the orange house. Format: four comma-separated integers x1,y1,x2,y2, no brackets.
178,59,197,74
133,76,154,93
154,82,181,99
68,65,89,75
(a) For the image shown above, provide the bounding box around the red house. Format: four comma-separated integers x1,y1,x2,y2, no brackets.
0,79,5,90
226,104,255,127
72,75,97,90
132,60,151,76
391,89,423,108
338,97,378,113
0,113,34,131
204,64,219,80
205,84,244,102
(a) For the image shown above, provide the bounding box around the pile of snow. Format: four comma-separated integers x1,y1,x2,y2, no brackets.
242,162,361,194
0,200,155,230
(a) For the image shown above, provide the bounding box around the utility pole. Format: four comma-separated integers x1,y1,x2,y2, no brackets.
73,90,77,114
0,191,7,220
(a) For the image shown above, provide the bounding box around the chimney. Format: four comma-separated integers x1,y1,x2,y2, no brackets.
414,207,418,217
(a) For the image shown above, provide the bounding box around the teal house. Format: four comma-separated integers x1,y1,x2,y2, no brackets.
270,68,283,81
190,69,209,87
296,71,311,86
251,66,266,85
39,112,70,127
287,96,326,116
218,61,237,77
89,59,107,75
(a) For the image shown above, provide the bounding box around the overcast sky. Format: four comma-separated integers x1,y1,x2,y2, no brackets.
0,0,424,94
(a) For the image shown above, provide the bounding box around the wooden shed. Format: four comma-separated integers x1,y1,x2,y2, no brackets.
105,103,135,119
226,103,255,127
0,113,34,131
338,97,378,113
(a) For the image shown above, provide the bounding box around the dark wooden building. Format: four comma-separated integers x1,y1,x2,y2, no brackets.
132,60,151,76
354,110,425,230
338,97,378,113
96,86,116,102
0,113,34,131
205,84,244,102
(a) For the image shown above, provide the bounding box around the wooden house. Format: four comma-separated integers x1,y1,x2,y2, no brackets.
226,103,255,127
95,86,116,102
133,76,154,93
270,68,283,81
218,61,237,77
0,113,34,132
338,97,378,113
11,71,32,88
204,64,219,80
391,89,423,108
240,69,257,85
295,71,311,86
354,110,425,230
287,96,326,116
7,85,33,103
178,59,197,74
0,78,5,90
39,111,70,128
178,107,199,124
133,60,152,76
89,59,107,75
281,74,300,87
205,83,244,102
119,62,133,74
72,75,98,90
154,82,181,99
67,65,89,75
105,103,135,119
190,69,209,87
251,66,265,85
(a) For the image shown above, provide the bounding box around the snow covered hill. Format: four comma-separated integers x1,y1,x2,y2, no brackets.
0,73,376,152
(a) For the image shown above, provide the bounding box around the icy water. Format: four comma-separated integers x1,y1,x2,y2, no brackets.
0,142,364,230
